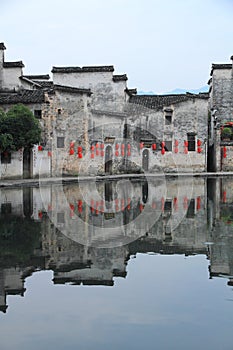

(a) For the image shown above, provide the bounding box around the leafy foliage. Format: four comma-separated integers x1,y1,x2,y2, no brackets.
0,104,41,152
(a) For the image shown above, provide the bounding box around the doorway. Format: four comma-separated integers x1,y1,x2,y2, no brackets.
142,149,149,171
23,148,32,179
105,145,113,174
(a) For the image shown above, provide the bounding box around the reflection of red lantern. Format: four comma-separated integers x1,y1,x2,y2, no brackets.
100,143,104,149
140,142,144,149
38,145,43,151
121,150,125,157
184,147,188,154
78,152,82,158
91,152,94,159
115,150,119,157
69,148,74,155
115,143,119,150
77,146,82,153
121,143,125,149
174,147,178,153
161,148,165,155
101,150,104,157
70,141,75,148
127,143,131,149
161,141,165,148
175,139,179,147
197,139,202,147
183,196,188,209
127,150,131,157
152,143,156,150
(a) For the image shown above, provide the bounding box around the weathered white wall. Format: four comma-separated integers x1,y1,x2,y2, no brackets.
0,150,23,179
2,67,23,90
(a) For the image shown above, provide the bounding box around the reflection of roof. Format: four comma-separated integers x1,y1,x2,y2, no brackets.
129,93,209,110
52,65,114,73
3,61,24,68
0,90,45,104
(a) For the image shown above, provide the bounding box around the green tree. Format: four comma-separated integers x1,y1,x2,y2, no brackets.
0,104,41,152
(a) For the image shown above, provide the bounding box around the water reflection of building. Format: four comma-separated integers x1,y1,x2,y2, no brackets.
1,177,233,312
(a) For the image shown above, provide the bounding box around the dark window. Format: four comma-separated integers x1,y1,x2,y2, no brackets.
1,203,12,214
164,200,172,212
186,199,195,218
57,109,62,115
165,141,172,152
1,152,11,164
34,110,42,119
187,134,196,151
165,114,172,125
57,137,65,148
57,212,65,224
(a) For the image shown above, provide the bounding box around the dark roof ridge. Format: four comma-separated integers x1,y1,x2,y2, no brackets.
113,74,128,82
211,63,232,76
23,74,50,80
53,84,92,95
19,76,42,87
3,61,24,68
52,65,114,73
0,42,6,50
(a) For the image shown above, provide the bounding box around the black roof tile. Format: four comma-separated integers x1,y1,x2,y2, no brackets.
3,61,24,68
211,63,232,76
0,43,6,50
24,74,50,80
113,74,128,82
0,90,45,105
54,84,92,95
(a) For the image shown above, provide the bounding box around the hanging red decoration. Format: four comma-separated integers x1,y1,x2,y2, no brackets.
115,150,119,157
223,146,227,158
78,153,83,158
140,142,144,149
69,148,74,155
223,191,227,203
121,143,125,149
161,141,165,148
184,147,188,154
70,141,75,148
121,199,125,211
174,147,178,153
96,143,99,148
184,140,188,147
173,197,178,211
91,145,95,151
69,203,75,211
161,148,165,155
100,143,104,149
139,203,144,212
48,151,52,157
127,143,131,149
77,146,82,153
197,147,202,153
127,150,131,157
121,150,125,157
175,139,179,147
152,143,156,150
38,211,43,219
91,152,95,159
38,145,43,151
197,139,202,147
115,143,119,150
196,196,201,210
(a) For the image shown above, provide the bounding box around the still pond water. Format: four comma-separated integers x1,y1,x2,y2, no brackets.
0,176,233,349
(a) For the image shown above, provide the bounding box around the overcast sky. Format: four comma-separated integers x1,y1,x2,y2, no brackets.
1,0,233,93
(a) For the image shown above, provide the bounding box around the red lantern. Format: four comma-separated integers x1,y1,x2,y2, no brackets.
161,148,165,155
115,150,119,157
91,145,95,151
197,139,202,147
161,141,165,148
197,147,202,153
173,197,178,211
184,140,188,147
121,143,125,149
115,143,119,150
78,153,82,158
121,150,125,157
175,139,179,147
69,148,74,155
91,152,94,159
140,142,144,149
127,143,131,149
96,143,99,148
38,211,43,219
174,147,178,153
139,203,144,212
127,150,131,157
38,145,43,151
152,143,156,150
184,147,188,154
77,146,82,153
48,151,52,157
70,141,75,148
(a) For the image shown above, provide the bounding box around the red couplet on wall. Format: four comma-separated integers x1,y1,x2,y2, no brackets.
223,191,227,203
223,146,227,158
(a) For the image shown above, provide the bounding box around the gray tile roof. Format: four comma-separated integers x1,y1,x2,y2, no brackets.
54,84,92,95
52,65,114,73
129,93,209,110
0,90,45,105
37,81,54,89
125,88,137,96
3,61,24,68
113,74,128,82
